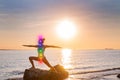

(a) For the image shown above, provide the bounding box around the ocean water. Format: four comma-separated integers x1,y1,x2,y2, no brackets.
0,49,120,80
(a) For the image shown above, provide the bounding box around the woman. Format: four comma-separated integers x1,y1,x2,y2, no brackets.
23,38,61,72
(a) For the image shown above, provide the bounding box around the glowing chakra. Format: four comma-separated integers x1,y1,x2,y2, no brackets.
38,49,43,53
37,35,44,64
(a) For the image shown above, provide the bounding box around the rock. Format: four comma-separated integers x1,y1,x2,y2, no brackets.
23,64,68,80
117,74,120,78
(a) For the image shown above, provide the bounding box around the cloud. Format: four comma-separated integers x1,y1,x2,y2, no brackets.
0,0,120,30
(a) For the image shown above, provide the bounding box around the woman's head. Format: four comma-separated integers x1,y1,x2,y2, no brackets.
38,35,45,43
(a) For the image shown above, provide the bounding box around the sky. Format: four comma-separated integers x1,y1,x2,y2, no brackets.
0,0,120,49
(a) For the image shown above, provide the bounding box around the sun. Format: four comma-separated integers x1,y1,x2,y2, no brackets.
56,19,77,40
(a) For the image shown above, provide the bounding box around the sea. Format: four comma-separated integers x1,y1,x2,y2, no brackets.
0,49,120,80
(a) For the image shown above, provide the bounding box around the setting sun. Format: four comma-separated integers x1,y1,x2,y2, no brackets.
56,19,77,40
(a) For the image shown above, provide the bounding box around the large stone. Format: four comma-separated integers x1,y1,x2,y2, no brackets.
23,64,68,80
117,74,120,78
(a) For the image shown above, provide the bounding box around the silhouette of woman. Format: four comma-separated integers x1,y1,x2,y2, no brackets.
23,38,61,72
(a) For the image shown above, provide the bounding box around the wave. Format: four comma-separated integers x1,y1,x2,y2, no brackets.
69,67,120,80
8,70,24,75
70,67,120,75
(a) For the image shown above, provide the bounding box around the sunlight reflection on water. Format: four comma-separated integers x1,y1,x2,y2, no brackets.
61,49,72,69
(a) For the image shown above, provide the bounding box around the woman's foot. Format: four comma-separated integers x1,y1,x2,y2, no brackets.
51,67,57,73
29,66,35,69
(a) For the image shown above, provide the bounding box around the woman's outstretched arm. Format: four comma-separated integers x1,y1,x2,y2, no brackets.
45,45,62,48
22,45,38,48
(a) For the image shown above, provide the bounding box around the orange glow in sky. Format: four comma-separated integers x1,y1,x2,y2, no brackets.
0,0,120,49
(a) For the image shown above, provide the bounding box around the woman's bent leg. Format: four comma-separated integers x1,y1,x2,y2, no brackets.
29,56,38,68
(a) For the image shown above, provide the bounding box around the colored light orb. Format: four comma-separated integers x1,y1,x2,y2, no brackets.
38,35,44,64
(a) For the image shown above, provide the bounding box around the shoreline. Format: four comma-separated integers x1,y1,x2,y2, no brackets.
7,74,120,80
